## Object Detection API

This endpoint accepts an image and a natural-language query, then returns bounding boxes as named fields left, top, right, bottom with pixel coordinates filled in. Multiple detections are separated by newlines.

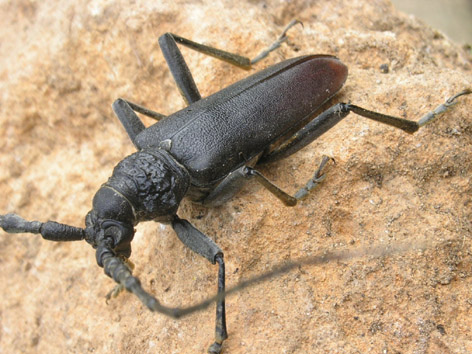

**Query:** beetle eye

left=104, top=225, right=122, bottom=240
left=101, top=219, right=135, bottom=249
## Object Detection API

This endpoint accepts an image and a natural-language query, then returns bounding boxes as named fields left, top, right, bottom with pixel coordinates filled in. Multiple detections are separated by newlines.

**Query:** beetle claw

left=105, top=284, right=125, bottom=304
left=208, top=342, right=222, bottom=354
left=279, top=19, right=304, bottom=40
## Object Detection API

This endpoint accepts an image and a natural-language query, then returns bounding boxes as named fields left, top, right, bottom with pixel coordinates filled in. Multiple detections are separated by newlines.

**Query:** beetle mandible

left=0, top=20, right=470, bottom=353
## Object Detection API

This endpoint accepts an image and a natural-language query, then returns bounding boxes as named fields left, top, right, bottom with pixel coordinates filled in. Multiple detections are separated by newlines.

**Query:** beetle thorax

left=104, top=148, right=190, bottom=222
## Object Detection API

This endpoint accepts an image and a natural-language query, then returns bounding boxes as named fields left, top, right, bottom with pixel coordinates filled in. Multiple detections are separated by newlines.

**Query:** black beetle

left=0, top=20, right=470, bottom=353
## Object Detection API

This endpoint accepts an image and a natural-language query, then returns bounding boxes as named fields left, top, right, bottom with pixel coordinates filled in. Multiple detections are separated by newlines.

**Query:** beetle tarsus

left=105, top=284, right=124, bottom=303
left=251, top=19, right=303, bottom=65
left=446, top=88, right=472, bottom=104
left=418, top=88, right=472, bottom=127
left=214, top=255, right=228, bottom=347
left=208, top=342, right=223, bottom=354
left=294, top=155, right=333, bottom=200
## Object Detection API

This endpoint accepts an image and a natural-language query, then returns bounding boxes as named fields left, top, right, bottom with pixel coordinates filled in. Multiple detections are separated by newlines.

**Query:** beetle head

left=84, top=149, right=190, bottom=258
left=85, top=186, right=136, bottom=258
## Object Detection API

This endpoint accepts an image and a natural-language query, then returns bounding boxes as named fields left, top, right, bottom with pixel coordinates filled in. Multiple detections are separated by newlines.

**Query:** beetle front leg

left=171, top=216, right=228, bottom=353
left=209, top=254, right=227, bottom=354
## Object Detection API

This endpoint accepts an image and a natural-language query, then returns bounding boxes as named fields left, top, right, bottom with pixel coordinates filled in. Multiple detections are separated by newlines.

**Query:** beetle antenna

left=173, top=236, right=433, bottom=317
left=96, top=242, right=186, bottom=318
left=97, top=236, right=432, bottom=319
left=0, top=213, right=85, bottom=241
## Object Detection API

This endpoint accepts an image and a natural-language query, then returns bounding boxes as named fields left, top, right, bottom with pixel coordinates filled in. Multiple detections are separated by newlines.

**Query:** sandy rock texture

left=0, top=0, right=471, bottom=353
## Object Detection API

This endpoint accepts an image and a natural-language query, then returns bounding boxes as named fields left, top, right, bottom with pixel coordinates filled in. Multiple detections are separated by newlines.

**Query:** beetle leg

left=118, top=99, right=166, bottom=121
left=159, top=33, right=203, bottom=104
left=244, top=167, right=297, bottom=206
left=112, top=98, right=147, bottom=147
left=202, top=166, right=252, bottom=207
left=260, top=89, right=472, bottom=164
left=244, top=156, right=332, bottom=206
left=208, top=255, right=227, bottom=354
left=171, top=216, right=228, bottom=353
left=159, top=20, right=301, bottom=104
left=112, top=98, right=167, bottom=146
left=251, top=19, right=303, bottom=65
left=203, top=156, right=332, bottom=207
left=259, top=104, right=351, bottom=164
left=293, top=155, right=334, bottom=200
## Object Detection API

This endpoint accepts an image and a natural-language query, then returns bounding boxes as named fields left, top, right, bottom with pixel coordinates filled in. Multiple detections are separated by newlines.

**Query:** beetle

left=0, top=20, right=470, bottom=353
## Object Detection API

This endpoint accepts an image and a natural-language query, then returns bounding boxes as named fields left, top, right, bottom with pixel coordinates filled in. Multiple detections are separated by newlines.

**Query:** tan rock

left=0, top=0, right=471, bottom=353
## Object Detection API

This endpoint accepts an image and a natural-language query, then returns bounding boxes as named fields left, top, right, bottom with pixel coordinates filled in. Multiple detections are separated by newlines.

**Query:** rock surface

left=0, top=0, right=471, bottom=353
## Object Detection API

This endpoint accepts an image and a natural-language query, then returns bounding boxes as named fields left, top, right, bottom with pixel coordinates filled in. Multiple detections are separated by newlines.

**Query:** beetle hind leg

left=260, top=88, right=472, bottom=165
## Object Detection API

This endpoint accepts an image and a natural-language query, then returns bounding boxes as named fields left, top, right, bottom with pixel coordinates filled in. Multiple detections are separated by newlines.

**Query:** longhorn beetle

left=0, top=20, right=470, bottom=353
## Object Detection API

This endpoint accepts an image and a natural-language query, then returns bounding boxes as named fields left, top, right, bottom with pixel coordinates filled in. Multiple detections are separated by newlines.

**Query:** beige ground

left=391, top=0, right=472, bottom=44
left=0, top=0, right=471, bottom=353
